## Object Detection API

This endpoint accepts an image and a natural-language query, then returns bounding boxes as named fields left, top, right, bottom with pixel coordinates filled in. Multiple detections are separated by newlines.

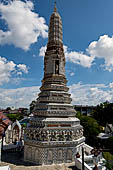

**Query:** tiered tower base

left=24, top=117, right=85, bottom=165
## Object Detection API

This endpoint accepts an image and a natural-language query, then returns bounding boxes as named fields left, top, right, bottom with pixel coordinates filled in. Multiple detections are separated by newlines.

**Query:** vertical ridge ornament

left=54, top=1, right=57, bottom=12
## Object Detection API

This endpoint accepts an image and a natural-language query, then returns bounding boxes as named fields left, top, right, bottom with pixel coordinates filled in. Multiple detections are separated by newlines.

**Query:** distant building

left=74, top=105, right=96, bottom=116
left=0, top=112, right=12, bottom=138
left=8, top=109, right=18, bottom=114
left=2, top=107, right=29, bottom=119
left=0, top=112, right=11, bottom=162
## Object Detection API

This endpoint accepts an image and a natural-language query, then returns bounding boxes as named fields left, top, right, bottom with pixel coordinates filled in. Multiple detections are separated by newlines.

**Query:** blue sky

left=1, top=0, right=113, bottom=108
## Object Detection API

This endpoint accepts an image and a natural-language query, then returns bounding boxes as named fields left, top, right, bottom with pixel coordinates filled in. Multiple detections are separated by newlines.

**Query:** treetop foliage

left=7, top=113, right=23, bottom=122
left=91, top=101, right=113, bottom=126
left=76, top=112, right=100, bottom=145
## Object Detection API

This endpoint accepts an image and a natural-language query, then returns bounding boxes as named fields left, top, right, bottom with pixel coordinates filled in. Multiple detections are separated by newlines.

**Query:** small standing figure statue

left=55, top=60, right=59, bottom=74
left=76, top=152, right=80, bottom=158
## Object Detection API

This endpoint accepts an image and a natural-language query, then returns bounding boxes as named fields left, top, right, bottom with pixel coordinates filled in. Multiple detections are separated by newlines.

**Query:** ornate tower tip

left=54, top=1, right=57, bottom=12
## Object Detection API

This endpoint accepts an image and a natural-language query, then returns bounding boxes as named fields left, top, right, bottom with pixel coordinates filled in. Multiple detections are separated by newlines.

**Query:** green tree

left=6, top=107, right=11, bottom=111
left=104, top=160, right=113, bottom=170
left=7, top=113, right=23, bottom=122
left=76, top=112, right=100, bottom=145
left=91, top=102, right=113, bottom=126
left=103, top=152, right=113, bottom=170
left=103, top=152, right=113, bottom=161
left=106, top=137, right=113, bottom=154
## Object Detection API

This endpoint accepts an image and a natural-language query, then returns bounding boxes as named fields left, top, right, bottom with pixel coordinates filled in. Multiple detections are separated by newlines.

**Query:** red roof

left=0, top=112, right=12, bottom=137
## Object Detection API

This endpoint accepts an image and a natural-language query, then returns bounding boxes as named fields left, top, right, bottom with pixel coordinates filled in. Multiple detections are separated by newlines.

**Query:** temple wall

left=24, top=145, right=76, bottom=165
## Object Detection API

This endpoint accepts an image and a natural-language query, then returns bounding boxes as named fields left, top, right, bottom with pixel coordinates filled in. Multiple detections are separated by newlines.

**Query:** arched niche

left=67, top=149, right=72, bottom=160
left=35, top=149, right=39, bottom=162
left=26, top=147, right=32, bottom=161
left=57, top=149, right=63, bottom=161
left=48, top=150, right=53, bottom=161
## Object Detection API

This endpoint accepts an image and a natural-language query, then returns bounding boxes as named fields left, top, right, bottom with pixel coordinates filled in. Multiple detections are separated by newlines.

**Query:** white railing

left=75, top=157, right=92, bottom=170
left=75, top=143, right=106, bottom=170
left=0, top=166, right=10, bottom=170
left=84, top=143, right=93, bottom=154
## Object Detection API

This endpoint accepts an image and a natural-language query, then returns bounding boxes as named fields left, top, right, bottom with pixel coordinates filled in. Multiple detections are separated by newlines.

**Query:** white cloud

left=33, top=54, right=36, bottom=58
left=68, top=34, right=113, bottom=71
left=64, top=45, right=94, bottom=68
left=0, top=56, right=16, bottom=85
left=69, top=82, right=113, bottom=106
left=0, top=86, right=40, bottom=108
left=17, top=64, right=28, bottom=74
left=1, top=82, right=113, bottom=108
left=87, top=35, right=113, bottom=71
left=109, top=82, right=113, bottom=88
left=39, top=45, right=47, bottom=58
left=0, top=0, right=48, bottom=50
left=0, top=56, right=28, bottom=85
left=70, top=72, right=75, bottom=76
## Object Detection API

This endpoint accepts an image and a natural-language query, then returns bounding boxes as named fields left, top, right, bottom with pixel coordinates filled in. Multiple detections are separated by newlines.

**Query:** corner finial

left=54, top=1, right=57, bottom=12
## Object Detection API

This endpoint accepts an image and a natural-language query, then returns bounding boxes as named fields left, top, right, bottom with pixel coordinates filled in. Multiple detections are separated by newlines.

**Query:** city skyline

left=0, top=0, right=113, bottom=108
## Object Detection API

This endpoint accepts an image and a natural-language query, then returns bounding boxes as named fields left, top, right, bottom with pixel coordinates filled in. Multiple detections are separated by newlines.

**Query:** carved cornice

left=24, top=137, right=85, bottom=148
left=25, top=127, right=84, bottom=143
